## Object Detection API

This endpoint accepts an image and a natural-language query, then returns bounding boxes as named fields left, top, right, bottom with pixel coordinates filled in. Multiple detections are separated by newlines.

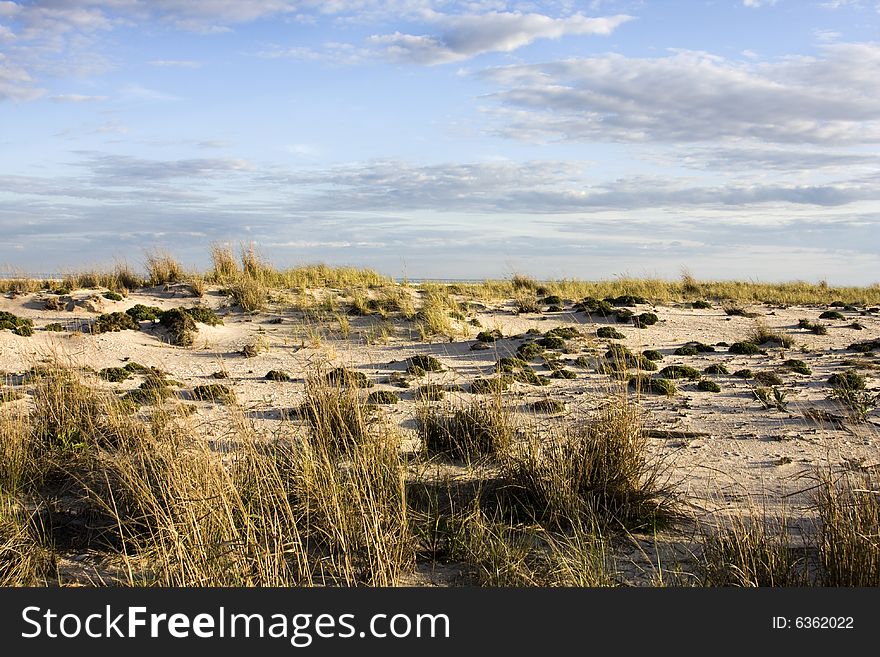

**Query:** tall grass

left=144, top=250, right=184, bottom=286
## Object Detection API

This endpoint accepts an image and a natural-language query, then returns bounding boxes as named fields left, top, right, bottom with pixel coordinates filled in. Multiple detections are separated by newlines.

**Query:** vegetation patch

left=529, top=399, right=565, bottom=414
left=819, top=311, right=845, bottom=320
left=607, top=294, right=646, bottom=307
left=642, top=349, right=663, bottom=362
left=748, top=324, right=794, bottom=348
left=754, top=371, right=784, bottom=387
left=158, top=308, right=197, bottom=346
left=99, top=367, right=132, bottom=383
left=418, top=401, right=513, bottom=461
left=546, top=326, right=580, bottom=340
left=471, top=377, right=512, bottom=395
left=44, top=323, right=64, bottom=332
left=728, top=341, right=762, bottom=355
left=126, top=304, right=163, bottom=322
left=326, top=367, right=374, bottom=389
left=516, top=342, right=545, bottom=361
left=537, top=334, right=566, bottom=350
left=703, top=364, right=730, bottom=376
left=828, top=371, right=866, bottom=391
left=658, top=365, right=701, bottom=380
left=192, top=384, right=236, bottom=404
left=265, top=370, right=291, bottom=382
left=783, top=359, right=812, bottom=375
left=692, top=300, right=712, bottom=309
left=367, top=390, right=400, bottom=405
left=476, top=329, right=503, bottom=343
left=632, top=312, right=659, bottom=329
left=540, top=295, right=562, bottom=306
left=697, top=380, right=721, bottom=393
left=596, top=327, right=625, bottom=340
left=550, top=369, right=576, bottom=380
left=93, top=312, right=139, bottom=334
left=102, top=291, right=124, bottom=302
left=405, top=355, right=444, bottom=373
left=849, top=339, right=880, bottom=353
left=415, top=384, right=446, bottom=401
left=0, top=312, right=34, bottom=337
left=628, top=375, right=676, bottom=396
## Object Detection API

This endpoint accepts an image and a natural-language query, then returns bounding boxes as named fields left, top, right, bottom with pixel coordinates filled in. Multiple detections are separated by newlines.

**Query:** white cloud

left=50, top=93, right=108, bottom=102
left=479, top=43, right=880, bottom=145
left=148, top=59, right=203, bottom=68
left=370, top=11, right=634, bottom=65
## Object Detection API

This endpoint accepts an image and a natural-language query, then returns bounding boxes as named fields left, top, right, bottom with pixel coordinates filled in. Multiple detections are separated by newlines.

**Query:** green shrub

left=44, top=323, right=64, bottom=332
left=628, top=375, right=676, bottom=396
left=550, top=369, right=576, bottom=380
left=99, top=367, right=132, bottom=383
left=126, top=304, right=163, bottom=322
left=632, top=312, right=658, bottom=328
left=405, top=355, right=443, bottom=373
left=703, top=364, right=730, bottom=376
left=728, top=341, right=762, bottom=355
left=102, top=291, right=124, bottom=301
left=546, top=326, right=580, bottom=339
left=93, top=312, right=139, bottom=333
left=642, top=350, right=663, bottom=362
left=516, top=342, right=545, bottom=361
left=819, top=311, right=845, bottom=320
left=754, top=371, right=784, bottom=387
left=326, top=367, right=373, bottom=388
left=158, top=308, right=196, bottom=346
left=828, top=371, right=866, bottom=390
left=849, top=339, right=880, bottom=353
left=0, top=312, right=34, bottom=336
left=673, top=346, right=698, bottom=356
left=540, top=295, right=562, bottom=306
left=607, top=295, right=646, bottom=306
left=658, top=365, right=701, bottom=380
left=692, top=300, right=712, bottom=309
left=783, top=359, right=812, bottom=375
left=265, top=370, right=291, bottom=382
left=538, top=334, right=566, bottom=350
left=529, top=399, right=565, bottom=413
left=367, top=390, right=400, bottom=405
left=733, top=369, right=754, bottom=379
left=697, top=380, right=721, bottom=393
left=597, top=327, right=625, bottom=340
left=476, top=329, right=503, bottom=343
left=192, top=384, right=235, bottom=404
left=471, top=377, right=511, bottom=394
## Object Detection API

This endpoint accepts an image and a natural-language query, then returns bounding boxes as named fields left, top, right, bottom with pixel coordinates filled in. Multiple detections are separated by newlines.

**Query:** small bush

left=514, top=294, right=542, bottom=314
left=516, top=342, right=545, bottom=361
left=596, top=327, right=625, bottom=340
left=798, top=319, right=828, bottom=335
left=158, top=308, right=196, bottom=346
left=540, top=295, right=562, bottom=306
left=697, top=380, right=721, bottom=393
left=642, top=350, right=663, bottom=362
left=733, top=369, right=754, bottom=379
left=538, top=334, right=566, bottom=349
left=44, top=323, right=64, bottom=332
left=405, top=355, right=443, bottom=373
left=529, top=399, right=565, bottom=413
left=126, top=304, right=163, bottom=322
left=782, top=359, right=811, bottom=375
left=471, top=377, right=511, bottom=394
left=632, top=312, right=658, bottom=328
left=724, top=307, right=759, bottom=318
left=828, top=371, right=866, bottom=390
left=607, top=294, right=646, bottom=306
left=550, top=369, right=576, bottom=380
left=658, top=365, right=701, bottom=380
left=703, top=364, right=730, bottom=376
left=99, top=367, right=132, bottom=383
left=628, top=375, right=676, bottom=396
left=192, top=384, right=235, bottom=404
left=476, top=329, right=502, bottom=343
left=849, top=339, right=880, bottom=353
left=692, top=300, right=712, bottom=309
left=728, top=341, right=762, bottom=355
left=102, top=291, right=123, bottom=302
left=754, top=371, right=784, bottom=387
left=367, top=390, right=400, bottom=405
left=546, top=326, right=580, bottom=339
left=819, top=311, right=845, bottom=320
left=265, top=370, right=291, bottom=382
left=673, top=346, right=698, bottom=356
left=326, top=367, right=373, bottom=389
left=415, top=384, right=446, bottom=401
left=93, top=312, right=139, bottom=333
left=144, top=250, right=184, bottom=286
left=0, top=312, right=35, bottom=336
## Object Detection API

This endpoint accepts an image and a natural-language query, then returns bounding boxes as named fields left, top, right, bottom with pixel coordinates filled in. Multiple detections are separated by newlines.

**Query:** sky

left=0, top=0, right=878, bottom=283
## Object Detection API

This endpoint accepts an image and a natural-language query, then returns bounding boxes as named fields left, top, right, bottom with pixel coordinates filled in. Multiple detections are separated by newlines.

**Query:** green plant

left=728, top=341, right=762, bottom=355
left=703, top=364, right=730, bottom=376
left=192, top=384, right=236, bottom=404
left=753, top=386, right=787, bottom=411
left=642, top=350, right=663, bottom=362
left=697, top=380, right=721, bottom=393
left=628, top=375, right=676, bottom=396
left=782, top=359, right=811, bottom=375
left=632, top=312, right=658, bottom=328
left=597, top=327, right=625, bottom=340
left=265, top=370, right=291, bottom=382
left=658, top=365, right=701, bottom=380
left=418, top=400, right=514, bottom=461
left=326, top=367, right=374, bottom=389
left=367, top=390, right=400, bottom=405
left=405, top=355, right=443, bottom=373
left=93, top=312, right=139, bottom=333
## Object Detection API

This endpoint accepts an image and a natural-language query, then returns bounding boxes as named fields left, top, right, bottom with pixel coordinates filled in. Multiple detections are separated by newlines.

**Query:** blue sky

left=1, top=1, right=878, bottom=283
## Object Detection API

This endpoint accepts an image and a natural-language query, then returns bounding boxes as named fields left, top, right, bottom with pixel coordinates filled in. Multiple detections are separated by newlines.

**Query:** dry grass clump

left=698, top=512, right=808, bottom=587
left=747, top=321, right=795, bottom=348
left=502, top=396, right=675, bottom=530
left=229, top=275, right=268, bottom=312
left=417, top=398, right=514, bottom=462
left=416, top=284, right=459, bottom=338
left=816, top=470, right=880, bottom=586
left=144, top=250, right=184, bottom=286
left=0, top=498, right=56, bottom=585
